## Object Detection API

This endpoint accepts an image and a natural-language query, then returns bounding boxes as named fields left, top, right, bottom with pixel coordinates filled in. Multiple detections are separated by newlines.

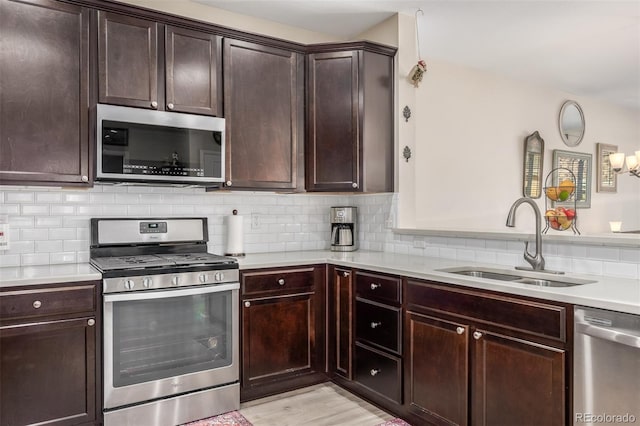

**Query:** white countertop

left=1, top=251, right=637, bottom=315
left=237, top=250, right=640, bottom=315
left=0, top=263, right=102, bottom=288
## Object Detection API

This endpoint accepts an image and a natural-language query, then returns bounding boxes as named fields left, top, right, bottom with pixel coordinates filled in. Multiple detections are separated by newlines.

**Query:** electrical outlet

left=413, top=239, right=425, bottom=249
left=0, top=223, right=10, bottom=250
left=251, top=213, right=261, bottom=230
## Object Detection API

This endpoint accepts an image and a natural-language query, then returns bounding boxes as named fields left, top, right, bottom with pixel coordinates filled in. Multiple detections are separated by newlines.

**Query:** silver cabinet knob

left=370, top=369, right=380, bottom=376
left=244, top=301, right=251, bottom=308
left=456, top=327, right=465, bottom=335
left=167, top=103, right=175, bottom=110
left=342, top=271, right=350, bottom=277
left=473, top=331, right=483, bottom=340
left=81, top=175, right=89, bottom=182
left=226, top=180, right=232, bottom=186
left=124, top=279, right=135, bottom=290
left=370, top=283, right=381, bottom=290
left=278, top=278, right=285, bottom=286
left=88, top=319, right=95, bottom=326
left=171, top=276, right=180, bottom=286
left=142, top=278, right=152, bottom=288
left=32, top=300, right=42, bottom=309
left=370, top=321, right=382, bottom=329
left=151, top=101, right=158, bottom=109
left=199, top=274, right=207, bottom=283
left=352, top=182, right=358, bottom=189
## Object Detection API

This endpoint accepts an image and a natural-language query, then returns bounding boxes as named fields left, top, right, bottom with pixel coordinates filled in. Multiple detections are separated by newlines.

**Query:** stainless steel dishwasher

left=574, top=306, right=640, bottom=425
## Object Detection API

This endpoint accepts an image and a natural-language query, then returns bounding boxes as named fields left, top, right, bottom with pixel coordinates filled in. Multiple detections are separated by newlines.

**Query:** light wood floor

left=239, top=383, right=395, bottom=426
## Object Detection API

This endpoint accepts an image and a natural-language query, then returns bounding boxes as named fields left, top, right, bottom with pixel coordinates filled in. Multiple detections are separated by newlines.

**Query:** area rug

left=182, top=411, right=253, bottom=426
left=377, top=418, right=412, bottom=426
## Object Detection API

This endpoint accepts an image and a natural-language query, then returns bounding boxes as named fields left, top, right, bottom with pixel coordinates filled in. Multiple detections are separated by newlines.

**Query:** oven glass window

left=112, top=290, right=232, bottom=387
left=102, top=120, right=223, bottom=179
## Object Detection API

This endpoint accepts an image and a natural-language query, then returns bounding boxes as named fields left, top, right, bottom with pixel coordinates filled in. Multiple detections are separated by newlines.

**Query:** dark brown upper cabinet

left=223, top=39, right=303, bottom=190
left=306, top=44, right=395, bottom=192
left=0, top=0, right=91, bottom=187
left=98, top=12, right=222, bottom=116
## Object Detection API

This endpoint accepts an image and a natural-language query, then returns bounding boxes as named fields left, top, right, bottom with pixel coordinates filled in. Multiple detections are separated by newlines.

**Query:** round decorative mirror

left=559, top=100, right=585, bottom=147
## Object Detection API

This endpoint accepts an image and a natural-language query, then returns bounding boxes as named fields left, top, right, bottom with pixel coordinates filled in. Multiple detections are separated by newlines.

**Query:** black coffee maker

left=330, top=207, right=357, bottom=252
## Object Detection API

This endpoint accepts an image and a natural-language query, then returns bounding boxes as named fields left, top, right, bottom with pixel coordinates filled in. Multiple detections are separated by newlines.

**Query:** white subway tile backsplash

left=21, top=228, right=48, bottom=241
left=6, top=192, right=34, bottom=203
left=51, top=204, right=76, bottom=215
left=36, top=192, right=62, bottom=203
left=49, top=228, right=77, bottom=240
left=35, top=240, right=63, bottom=253
left=22, top=205, right=49, bottom=215
left=586, top=246, right=620, bottom=261
left=35, top=217, right=62, bottom=228
left=0, top=254, right=21, bottom=267
left=128, top=205, right=151, bottom=216
left=620, top=248, right=640, bottom=263
left=603, top=261, right=639, bottom=279
left=572, top=258, right=603, bottom=275
left=9, top=216, right=34, bottom=228
left=64, top=193, right=90, bottom=203
left=21, top=253, right=49, bottom=265
left=63, top=240, right=89, bottom=252
left=0, top=204, right=20, bottom=214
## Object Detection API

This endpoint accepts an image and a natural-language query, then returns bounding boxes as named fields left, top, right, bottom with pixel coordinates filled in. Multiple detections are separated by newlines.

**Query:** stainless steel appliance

left=90, top=218, right=239, bottom=426
left=574, top=306, right=640, bottom=425
left=96, top=104, right=225, bottom=185
left=330, top=207, right=357, bottom=252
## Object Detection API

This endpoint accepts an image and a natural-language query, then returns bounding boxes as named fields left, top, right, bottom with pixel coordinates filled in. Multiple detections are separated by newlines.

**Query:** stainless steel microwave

left=96, top=104, right=225, bottom=185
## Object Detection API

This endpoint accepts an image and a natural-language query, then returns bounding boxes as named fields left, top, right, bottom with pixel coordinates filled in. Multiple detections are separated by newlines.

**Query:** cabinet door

left=306, top=51, right=360, bottom=191
left=334, top=268, right=353, bottom=379
left=165, top=25, right=222, bottom=116
left=242, top=293, right=315, bottom=388
left=0, top=0, right=90, bottom=186
left=406, top=312, right=469, bottom=426
left=223, top=39, right=302, bottom=190
left=471, top=329, right=566, bottom=426
left=0, top=316, right=96, bottom=426
left=98, top=11, right=158, bottom=109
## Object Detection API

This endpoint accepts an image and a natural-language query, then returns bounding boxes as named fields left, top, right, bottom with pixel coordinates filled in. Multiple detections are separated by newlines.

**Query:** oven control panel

left=103, top=269, right=239, bottom=293
left=139, top=222, right=167, bottom=234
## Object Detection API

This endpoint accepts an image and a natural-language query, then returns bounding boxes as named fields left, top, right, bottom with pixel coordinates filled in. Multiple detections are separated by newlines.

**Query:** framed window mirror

left=559, top=100, right=585, bottom=147
left=553, top=149, right=592, bottom=208
left=523, top=131, right=544, bottom=198
left=596, top=143, right=618, bottom=192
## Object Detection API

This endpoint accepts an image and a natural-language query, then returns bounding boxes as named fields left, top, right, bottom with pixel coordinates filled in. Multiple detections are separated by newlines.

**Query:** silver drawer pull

left=370, top=283, right=381, bottom=290
left=473, top=331, right=483, bottom=340
left=88, top=319, right=95, bottom=326
left=244, top=301, right=251, bottom=308
left=32, top=300, right=42, bottom=309
left=371, top=321, right=382, bottom=329
left=456, top=327, right=465, bottom=335
left=278, top=278, right=285, bottom=285
left=151, top=101, right=158, bottom=109
left=342, top=271, right=350, bottom=277
left=370, top=368, right=380, bottom=376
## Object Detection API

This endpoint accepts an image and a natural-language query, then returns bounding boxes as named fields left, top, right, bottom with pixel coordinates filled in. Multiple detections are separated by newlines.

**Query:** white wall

left=409, top=59, right=640, bottom=234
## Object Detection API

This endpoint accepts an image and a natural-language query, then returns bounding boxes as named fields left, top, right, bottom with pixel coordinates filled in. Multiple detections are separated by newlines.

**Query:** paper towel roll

left=225, top=213, right=245, bottom=256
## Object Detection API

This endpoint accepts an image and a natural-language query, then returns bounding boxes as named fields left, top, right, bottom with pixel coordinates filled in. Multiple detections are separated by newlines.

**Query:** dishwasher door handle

left=576, top=322, right=640, bottom=349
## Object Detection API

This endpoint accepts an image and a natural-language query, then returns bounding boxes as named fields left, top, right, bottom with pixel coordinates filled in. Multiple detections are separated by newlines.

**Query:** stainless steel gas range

left=90, top=218, right=240, bottom=426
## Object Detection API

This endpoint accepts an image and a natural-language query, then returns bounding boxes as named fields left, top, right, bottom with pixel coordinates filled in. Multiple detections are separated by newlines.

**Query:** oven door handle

left=104, top=282, right=240, bottom=303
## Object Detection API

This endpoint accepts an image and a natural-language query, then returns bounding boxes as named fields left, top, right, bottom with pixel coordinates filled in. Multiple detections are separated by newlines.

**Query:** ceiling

left=194, top=0, right=640, bottom=111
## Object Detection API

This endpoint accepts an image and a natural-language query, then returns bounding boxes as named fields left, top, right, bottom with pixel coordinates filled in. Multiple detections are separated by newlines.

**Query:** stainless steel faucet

left=505, top=197, right=546, bottom=272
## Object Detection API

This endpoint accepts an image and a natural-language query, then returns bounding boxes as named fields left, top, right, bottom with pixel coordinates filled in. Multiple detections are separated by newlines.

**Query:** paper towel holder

left=225, top=209, right=246, bottom=257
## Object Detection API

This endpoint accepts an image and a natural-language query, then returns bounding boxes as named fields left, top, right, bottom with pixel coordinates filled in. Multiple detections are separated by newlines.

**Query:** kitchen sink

left=437, top=267, right=596, bottom=287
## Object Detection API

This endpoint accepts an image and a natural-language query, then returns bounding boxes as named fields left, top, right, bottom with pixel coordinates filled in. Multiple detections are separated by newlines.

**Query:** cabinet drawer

left=354, top=343, right=402, bottom=404
left=406, top=280, right=567, bottom=342
left=355, top=300, right=401, bottom=354
left=242, top=267, right=315, bottom=296
left=355, top=271, right=400, bottom=305
left=0, top=284, right=96, bottom=320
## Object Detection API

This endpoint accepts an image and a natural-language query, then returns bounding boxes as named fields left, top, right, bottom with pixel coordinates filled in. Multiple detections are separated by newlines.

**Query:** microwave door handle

left=104, top=282, right=239, bottom=303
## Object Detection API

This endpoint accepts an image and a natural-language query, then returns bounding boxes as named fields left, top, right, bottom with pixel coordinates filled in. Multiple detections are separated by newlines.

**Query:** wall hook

left=403, top=106, right=411, bottom=122
left=403, top=146, right=412, bottom=162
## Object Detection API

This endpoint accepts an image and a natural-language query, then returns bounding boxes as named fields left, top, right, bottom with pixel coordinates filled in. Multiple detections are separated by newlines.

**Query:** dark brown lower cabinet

left=332, top=267, right=353, bottom=379
left=472, top=329, right=566, bottom=426
left=0, top=281, right=99, bottom=426
left=240, top=266, right=326, bottom=401
left=405, top=279, right=570, bottom=426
